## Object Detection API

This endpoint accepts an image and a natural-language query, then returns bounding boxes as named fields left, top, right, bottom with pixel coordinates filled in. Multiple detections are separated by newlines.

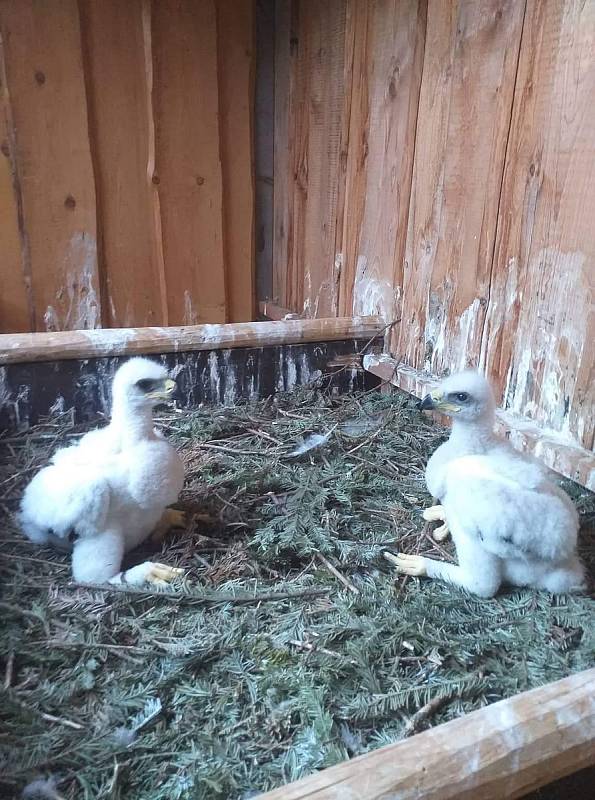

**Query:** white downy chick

left=18, top=357, right=185, bottom=585
left=388, top=371, right=585, bottom=597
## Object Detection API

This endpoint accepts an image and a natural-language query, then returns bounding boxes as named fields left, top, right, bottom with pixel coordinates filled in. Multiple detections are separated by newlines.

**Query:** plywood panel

left=216, top=0, right=256, bottom=323
left=78, top=0, right=167, bottom=328
left=397, top=0, right=525, bottom=372
left=0, top=0, right=100, bottom=331
left=151, top=0, right=227, bottom=325
left=338, top=0, right=426, bottom=323
left=0, top=33, right=30, bottom=333
left=482, top=0, right=595, bottom=450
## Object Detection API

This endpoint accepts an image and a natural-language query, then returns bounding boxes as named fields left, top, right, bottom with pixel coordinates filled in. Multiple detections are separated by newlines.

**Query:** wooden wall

left=0, top=0, right=255, bottom=333
left=272, top=0, right=595, bottom=454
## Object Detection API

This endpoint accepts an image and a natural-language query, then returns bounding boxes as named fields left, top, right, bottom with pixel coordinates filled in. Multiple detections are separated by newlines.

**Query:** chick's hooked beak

left=417, top=390, right=460, bottom=414
left=148, top=378, right=177, bottom=401
left=417, top=393, right=436, bottom=411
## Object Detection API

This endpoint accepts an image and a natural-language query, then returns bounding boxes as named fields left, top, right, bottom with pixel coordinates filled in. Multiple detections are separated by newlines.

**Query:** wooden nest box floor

left=0, top=318, right=593, bottom=800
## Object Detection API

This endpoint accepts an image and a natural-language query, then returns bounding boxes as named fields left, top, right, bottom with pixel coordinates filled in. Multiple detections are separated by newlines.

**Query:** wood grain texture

left=216, top=0, right=256, bottom=323
left=0, top=30, right=30, bottom=333
left=79, top=0, right=167, bottom=328
left=482, top=0, right=595, bottom=451
left=151, top=0, right=226, bottom=325
left=296, top=0, right=347, bottom=319
left=272, top=0, right=293, bottom=308
left=397, top=0, right=525, bottom=373
left=0, top=316, right=384, bottom=365
left=339, top=0, right=425, bottom=324
left=273, top=0, right=350, bottom=316
left=0, top=0, right=100, bottom=331
left=364, top=354, right=595, bottom=489
left=257, top=667, right=595, bottom=800
left=254, top=0, right=274, bottom=304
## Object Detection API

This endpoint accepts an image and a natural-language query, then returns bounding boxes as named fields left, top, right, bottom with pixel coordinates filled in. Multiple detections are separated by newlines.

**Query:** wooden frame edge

left=257, top=668, right=595, bottom=800
left=0, top=316, right=384, bottom=366
left=363, top=355, right=595, bottom=491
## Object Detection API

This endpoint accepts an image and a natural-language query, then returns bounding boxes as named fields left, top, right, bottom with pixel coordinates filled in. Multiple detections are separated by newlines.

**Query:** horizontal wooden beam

left=0, top=317, right=384, bottom=366
left=364, top=355, right=595, bottom=490
left=258, top=668, right=595, bottom=800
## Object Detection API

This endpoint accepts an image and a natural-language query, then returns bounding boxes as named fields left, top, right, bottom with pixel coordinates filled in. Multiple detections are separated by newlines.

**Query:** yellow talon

left=384, top=551, right=427, bottom=577
left=433, top=523, right=450, bottom=542
left=148, top=562, right=185, bottom=584
left=423, top=505, right=450, bottom=541
left=163, top=509, right=186, bottom=529
left=423, top=505, right=445, bottom=522
left=150, top=509, right=187, bottom=544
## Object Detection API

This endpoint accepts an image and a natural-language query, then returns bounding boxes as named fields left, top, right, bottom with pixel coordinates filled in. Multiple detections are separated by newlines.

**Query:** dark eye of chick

left=455, top=392, right=469, bottom=402
left=136, top=379, right=156, bottom=392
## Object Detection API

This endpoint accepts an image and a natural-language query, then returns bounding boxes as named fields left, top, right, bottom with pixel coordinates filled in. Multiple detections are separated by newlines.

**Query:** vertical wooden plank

left=285, top=0, right=306, bottom=314
left=331, top=0, right=359, bottom=318
left=396, top=0, right=525, bottom=372
left=297, top=0, right=347, bottom=318
left=483, top=0, right=595, bottom=450
left=216, top=0, right=256, bottom=323
left=0, top=0, right=100, bottom=331
left=274, top=0, right=349, bottom=317
left=78, top=0, right=167, bottom=328
left=151, top=0, right=226, bottom=325
left=0, top=33, right=30, bottom=333
left=254, top=0, right=275, bottom=306
left=338, top=0, right=426, bottom=324
left=272, top=0, right=293, bottom=308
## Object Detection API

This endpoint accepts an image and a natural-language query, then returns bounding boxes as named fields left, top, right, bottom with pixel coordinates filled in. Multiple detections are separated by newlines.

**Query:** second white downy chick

left=387, top=371, right=585, bottom=598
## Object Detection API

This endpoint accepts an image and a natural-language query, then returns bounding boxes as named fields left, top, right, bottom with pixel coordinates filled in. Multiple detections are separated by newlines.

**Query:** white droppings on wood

left=208, top=351, right=221, bottom=401
left=199, top=324, right=225, bottom=343
left=183, top=290, right=199, bottom=326
left=62, top=232, right=100, bottom=330
left=352, top=256, right=396, bottom=319
left=81, top=327, right=138, bottom=352
left=505, top=257, right=518, bottom=311
left=44, top=232, right=99, bottom=331
left=222, top=351, right=238, bottom=406
left=302, top=272, right=323, bottom=319
left=299, top=351, right=322, bottom=387
left=302, top=270, right=313, bottom=318
left=485, top=248, right=591, bottom=445
left=455, top=298, right=482, bottom=372
left=43, top=306, right=60, bottom=332
left=48, top=395, right=65, bottom=416
left=108, top=293, right=117, bottom=324
left=0, top=366, right=11, bottom=412
left=276, top=350, right=285, bottom=392
left=286, top=351, right=297, bottom=389
left=424, top=291, right=446, bottom=372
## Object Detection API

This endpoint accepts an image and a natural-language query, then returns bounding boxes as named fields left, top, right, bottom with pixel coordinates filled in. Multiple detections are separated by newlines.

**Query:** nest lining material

left=1, top=386, right=594, bottom=800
